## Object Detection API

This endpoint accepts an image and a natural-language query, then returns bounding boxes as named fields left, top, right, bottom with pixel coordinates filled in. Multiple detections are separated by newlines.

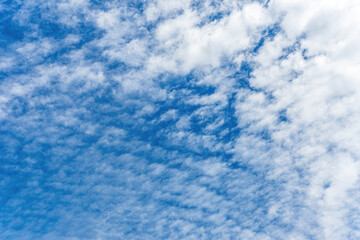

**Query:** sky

left=1, top=0, right=360, bottom=239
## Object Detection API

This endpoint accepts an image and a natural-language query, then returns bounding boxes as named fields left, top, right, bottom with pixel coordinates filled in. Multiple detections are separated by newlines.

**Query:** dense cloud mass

left=1, top=0, right=360, bottom=239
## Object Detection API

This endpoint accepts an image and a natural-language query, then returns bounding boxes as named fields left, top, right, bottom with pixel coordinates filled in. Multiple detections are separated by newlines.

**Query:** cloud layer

left=1, top=0, right=360, bottom=239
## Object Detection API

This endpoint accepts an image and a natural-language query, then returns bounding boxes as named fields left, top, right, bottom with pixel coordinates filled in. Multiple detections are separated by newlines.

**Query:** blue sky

left=1, top=0, right=360, bottom=239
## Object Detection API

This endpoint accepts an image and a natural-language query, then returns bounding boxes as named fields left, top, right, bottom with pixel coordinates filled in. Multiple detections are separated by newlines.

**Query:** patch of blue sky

left=0, top=17, right=26, bottom=48
left=253, top=23, right=281, bottom=54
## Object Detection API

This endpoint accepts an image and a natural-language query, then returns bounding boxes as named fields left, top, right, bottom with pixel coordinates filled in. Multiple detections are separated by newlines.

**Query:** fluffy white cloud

left=148, top=2, right=273, bottom=74
left=232, top=0, right=360, bottom=239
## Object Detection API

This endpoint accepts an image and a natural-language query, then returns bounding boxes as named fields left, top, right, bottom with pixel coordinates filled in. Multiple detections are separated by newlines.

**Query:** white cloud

left=145, top=0, right=191, bottom=21
left=148, top=2, right=274, bottom=74
left=232, top=0, right=360, bottom=238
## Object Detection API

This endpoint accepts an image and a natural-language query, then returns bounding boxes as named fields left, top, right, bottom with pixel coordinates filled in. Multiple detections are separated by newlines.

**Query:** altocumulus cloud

left=1, top=0, right=360, bottom=239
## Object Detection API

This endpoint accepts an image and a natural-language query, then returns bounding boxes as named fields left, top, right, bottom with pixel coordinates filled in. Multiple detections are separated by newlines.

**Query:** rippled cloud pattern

left=1, top=0, right=360, bottom=239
